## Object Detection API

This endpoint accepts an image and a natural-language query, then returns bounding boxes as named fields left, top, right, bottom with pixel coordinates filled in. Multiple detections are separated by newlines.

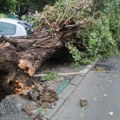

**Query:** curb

left=44, top=61, right=97, bottom=119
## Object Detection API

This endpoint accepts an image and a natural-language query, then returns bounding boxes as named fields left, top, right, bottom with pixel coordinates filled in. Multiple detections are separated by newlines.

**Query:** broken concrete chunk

left=41, top=102, right=52, bottom=108
left=80, top=98, right=88, bottom=108
left=29, top=90, right=39, bottom=101
left=35, top=84, right=44, bottom=92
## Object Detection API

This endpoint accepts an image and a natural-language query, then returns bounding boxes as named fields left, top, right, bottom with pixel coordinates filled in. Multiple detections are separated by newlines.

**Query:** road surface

left=51, top=56, right=120, bottom=120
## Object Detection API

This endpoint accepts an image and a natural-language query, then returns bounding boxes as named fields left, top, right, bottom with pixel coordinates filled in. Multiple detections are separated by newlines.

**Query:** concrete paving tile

left=70, top=75, right=83, bottom=85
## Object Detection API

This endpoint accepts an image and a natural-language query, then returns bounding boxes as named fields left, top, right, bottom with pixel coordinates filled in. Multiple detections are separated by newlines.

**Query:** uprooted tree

left=0, top=0, right=119, bottom=99
left=0, top=18, right=83, bottom=95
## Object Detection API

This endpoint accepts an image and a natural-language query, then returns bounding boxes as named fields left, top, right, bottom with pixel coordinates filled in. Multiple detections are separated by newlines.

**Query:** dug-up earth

left=0, top=56, right=86, bottom=120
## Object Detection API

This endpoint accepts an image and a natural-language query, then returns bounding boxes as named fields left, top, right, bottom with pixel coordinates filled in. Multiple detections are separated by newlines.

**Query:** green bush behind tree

left=48, top=0, right=120, bottom=65
left=0, top=0, right=56, bottom=13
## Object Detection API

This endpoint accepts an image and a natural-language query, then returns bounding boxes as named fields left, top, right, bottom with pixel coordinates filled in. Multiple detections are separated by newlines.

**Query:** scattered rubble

left=29, top=83, right=59, bottom=109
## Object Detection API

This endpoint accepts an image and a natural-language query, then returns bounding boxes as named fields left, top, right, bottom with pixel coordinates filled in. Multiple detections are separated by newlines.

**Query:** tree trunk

left=0, top=25, right=64, bottom=93
left=0, top=19, right=81, bottom=94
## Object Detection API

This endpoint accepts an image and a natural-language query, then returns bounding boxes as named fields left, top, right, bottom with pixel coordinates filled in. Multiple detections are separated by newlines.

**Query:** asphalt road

left=51, top=56, right=120, bottom=120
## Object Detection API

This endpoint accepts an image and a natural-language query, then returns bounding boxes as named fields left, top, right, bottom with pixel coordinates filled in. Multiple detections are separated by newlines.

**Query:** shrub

left=0, top=13, right=7, bottom=18
left=40, top=72, right=58, bottom=81
left=87, top=16, right=118, bottom=58
left=51, top=0, right=119, bottom=65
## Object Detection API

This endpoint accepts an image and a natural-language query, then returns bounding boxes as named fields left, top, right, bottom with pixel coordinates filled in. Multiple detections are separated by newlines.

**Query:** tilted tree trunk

left=0, top=19, right=83, bottom=95
left=0, top=33, right=61, bottom=93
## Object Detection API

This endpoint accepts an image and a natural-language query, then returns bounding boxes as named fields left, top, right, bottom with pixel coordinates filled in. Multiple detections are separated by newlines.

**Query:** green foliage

left=93, top=0, right=120, bottom=48
left=66, top=43, right=82, bottom=67
left=49, top=0, right=119, bottom=65
left=22, top=14, right=40, bottom=27
left=0, top=13, right=7, bottom=18
left=0, top=0, right=56, bottom=13
left=66, top=43, right=81, bottom=66
left=0, top=0, right=119, bottom=65
left=76, top=0, right=119, bottom=62
left=76, top=16, right=118, bottom=60
left=87, top=17, right=118, bottom=58
left=66, top=43, right=92, bottom=66
left=108, top=0, right=120, bottom=49
left=46, top=0, right=93, bottom=22
left=0, top=0, right=17, bottom=12
left=40, top=72, right=58, bottom=81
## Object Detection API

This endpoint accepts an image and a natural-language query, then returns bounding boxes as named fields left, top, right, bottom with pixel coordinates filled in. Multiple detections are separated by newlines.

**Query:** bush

left=0, top=13, right=7, bottom=18
left=93, top=0, right=120, bottom=49
left=108, top=0, right=120, bottom=49
left=48, top=0, right=119, bottom=65
left=87, top=16, right=118, bottom=58
left=40, top=72, right=58, bottom=81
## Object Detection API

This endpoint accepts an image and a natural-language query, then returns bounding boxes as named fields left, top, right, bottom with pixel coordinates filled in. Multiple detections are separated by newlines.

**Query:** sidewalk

left=45, top=56, right=120, bottom=120
left=44, top=63, right=95, bottom=119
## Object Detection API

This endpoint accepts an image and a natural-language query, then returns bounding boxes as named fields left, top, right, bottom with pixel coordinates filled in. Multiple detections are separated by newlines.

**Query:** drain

left=94, top=62, right=114, bottom=72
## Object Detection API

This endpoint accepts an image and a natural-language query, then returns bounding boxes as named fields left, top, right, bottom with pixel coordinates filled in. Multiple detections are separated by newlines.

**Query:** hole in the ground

left=38, top=48, right=73, bottom=72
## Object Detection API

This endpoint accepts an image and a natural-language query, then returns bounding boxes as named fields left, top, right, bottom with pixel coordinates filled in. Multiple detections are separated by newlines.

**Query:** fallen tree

left=0, top=1, right=119, bottom=120
left=0, top=0, right=96, bottom=97
left=0, top=0, right=117, bottom=99
left=0, top=18, right=83, bottom=95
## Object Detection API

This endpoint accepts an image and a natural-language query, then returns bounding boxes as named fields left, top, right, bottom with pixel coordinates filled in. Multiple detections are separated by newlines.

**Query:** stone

left=80, top=98, right=88, bottom=108
left=29, top=90, right=39, bottom=101
left=35, top=84, right=43, bottom=92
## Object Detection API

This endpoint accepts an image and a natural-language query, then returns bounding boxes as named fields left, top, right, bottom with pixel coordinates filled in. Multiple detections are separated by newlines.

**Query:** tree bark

left=0, top=25, right=64, bottom=93
left=0, top=19, right=81, bottom=94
